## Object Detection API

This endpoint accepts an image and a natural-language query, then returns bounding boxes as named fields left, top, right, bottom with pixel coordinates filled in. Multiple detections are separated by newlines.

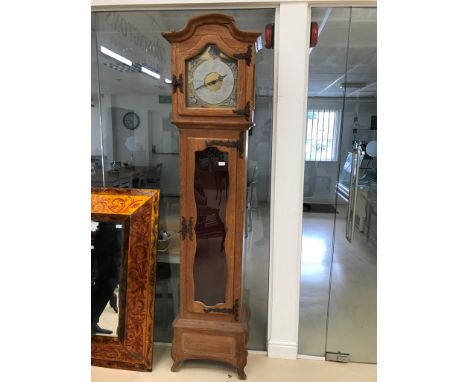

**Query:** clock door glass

left=186, top=45, right=237, bottom=108
left=193, top=147, right=229, bottom=306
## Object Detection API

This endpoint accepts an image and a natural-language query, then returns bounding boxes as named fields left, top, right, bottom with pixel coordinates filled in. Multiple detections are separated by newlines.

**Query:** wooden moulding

left=162, top=13, right=260, bottom=128
left=162, top=13, right=259, bottom=43
left=91, top=187, right=160, bottom=371
left=171, top=311, right=249, bottom=380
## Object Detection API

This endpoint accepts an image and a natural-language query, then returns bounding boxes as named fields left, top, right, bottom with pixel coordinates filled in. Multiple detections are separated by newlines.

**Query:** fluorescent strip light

left=164, top=78, right=172, bottom=84
left=339, top=82, right=367, bottom=89
left=100, top=46, right=132, bottom=66
left=141, top=66, right=161, bottom=79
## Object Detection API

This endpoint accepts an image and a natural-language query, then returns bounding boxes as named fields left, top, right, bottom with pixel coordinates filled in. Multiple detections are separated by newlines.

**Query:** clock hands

left=195, top=74, right=227, bottom=90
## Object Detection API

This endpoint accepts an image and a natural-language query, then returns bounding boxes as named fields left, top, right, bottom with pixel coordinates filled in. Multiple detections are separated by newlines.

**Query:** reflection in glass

left=299, top=7, right=377, bottom=362
left=193, top=147, right=229, bottom=306
left=91, top=220, right=123, bottom=336
left=92, top=8, right=275, bottom=348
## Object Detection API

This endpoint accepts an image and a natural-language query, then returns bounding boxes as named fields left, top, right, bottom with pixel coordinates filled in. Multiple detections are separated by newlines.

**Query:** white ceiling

left=91, top=8, right=376, bottom=99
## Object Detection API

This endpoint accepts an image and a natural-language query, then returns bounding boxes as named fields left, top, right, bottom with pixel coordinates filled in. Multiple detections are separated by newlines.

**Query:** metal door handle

left=345, top=149, right=356, bottom=242
left=346, top=145, right=362, bottom=243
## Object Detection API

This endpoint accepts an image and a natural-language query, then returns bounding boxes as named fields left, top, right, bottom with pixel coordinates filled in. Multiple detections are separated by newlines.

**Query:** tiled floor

left=91, top=344, right=377, bottom=382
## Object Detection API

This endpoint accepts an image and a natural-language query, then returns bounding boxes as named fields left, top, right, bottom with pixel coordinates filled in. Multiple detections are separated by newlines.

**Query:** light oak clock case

left=162, top=13, right=259, bottom=380
left=164, top=13, right=258, bottom=129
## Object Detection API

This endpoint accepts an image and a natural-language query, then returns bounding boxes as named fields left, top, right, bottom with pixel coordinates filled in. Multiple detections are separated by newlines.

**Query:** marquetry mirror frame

left=91, top=187, right=160, bottom=371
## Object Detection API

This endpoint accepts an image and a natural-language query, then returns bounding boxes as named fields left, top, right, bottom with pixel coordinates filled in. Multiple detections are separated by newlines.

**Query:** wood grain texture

left=91, top=188, right=160, bottom=371
left=162, top=13, right=259, bottom=43
left=162, top=13, right=259, bottom=129
left=162, top=13, right=255, bottom=380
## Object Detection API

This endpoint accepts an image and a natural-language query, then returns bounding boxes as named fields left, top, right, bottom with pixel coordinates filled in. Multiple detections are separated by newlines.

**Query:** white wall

left=91, top=95, right=101, bottom=156
left=92, top=91, right=275, bottom=198
left=91, top=93, right=113, bottom=165
left=91, top=92, right=181, bottom=194
left=268, top=1, right=310, bottom=359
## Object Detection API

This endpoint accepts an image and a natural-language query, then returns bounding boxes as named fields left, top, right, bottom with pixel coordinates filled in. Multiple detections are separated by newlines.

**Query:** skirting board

left=267, top=340, right=297, bottom=359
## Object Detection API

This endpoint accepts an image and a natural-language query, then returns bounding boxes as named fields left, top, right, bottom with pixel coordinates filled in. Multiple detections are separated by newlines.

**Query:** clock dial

left=123, top=112, right=140, bottom=130
left=186, top=45, right=237, bottom=108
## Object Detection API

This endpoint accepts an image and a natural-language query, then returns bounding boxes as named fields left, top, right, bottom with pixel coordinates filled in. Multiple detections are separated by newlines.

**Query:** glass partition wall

left=299, top=7, right=377, bottom=363
left=91, top=9, right=274, bottom=349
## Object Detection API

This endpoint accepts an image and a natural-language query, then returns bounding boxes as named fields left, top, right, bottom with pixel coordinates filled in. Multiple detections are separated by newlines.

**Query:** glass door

left=183, top=136, right=238, bottom=317
left=299, top=7, right=377, bottom=363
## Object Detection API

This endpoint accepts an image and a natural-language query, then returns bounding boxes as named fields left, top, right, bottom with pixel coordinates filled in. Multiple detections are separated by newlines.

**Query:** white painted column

left=268, top=2, right=310, bottom=359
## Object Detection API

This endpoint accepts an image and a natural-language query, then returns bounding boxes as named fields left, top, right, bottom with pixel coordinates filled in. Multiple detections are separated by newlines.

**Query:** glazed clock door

left=171, top=40, right=254, bottom=125
left=184, top=136, right=238, bottom=318
left=186, top=44, right=238, bottom=109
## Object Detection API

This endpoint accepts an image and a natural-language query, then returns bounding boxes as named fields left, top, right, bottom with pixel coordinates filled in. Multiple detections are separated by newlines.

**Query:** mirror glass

left=91, top=220, right=126, bottom=336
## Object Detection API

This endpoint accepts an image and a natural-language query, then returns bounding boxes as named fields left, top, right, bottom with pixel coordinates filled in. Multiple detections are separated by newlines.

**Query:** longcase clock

left=162, top=13, right=259, bottom=379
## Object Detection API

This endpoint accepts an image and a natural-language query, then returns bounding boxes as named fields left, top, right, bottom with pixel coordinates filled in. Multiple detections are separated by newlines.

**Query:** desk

left=91, top=166, right=147, bottom=188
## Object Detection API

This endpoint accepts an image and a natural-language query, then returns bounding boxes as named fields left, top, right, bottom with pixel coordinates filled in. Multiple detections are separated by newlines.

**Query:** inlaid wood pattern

left=91, top=188, right=160, bottom=371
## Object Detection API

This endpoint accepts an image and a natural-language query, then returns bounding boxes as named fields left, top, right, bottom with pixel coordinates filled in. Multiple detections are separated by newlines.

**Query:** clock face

left=186, top=45, right=237, bottom=108
left=123, top=112, right=140, bottom=130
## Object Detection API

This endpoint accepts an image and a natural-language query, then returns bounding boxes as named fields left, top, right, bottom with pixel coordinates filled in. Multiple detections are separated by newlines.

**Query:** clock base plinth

left=170, top=314, right=249, bottom=380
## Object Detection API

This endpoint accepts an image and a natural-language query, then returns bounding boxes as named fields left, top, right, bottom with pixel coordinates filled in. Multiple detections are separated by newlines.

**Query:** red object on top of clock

left=264, top=23, right=274, bottom=49
left=264, top=22, right=318, bottom=49
left=310, top=22, right=318, bottom=47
